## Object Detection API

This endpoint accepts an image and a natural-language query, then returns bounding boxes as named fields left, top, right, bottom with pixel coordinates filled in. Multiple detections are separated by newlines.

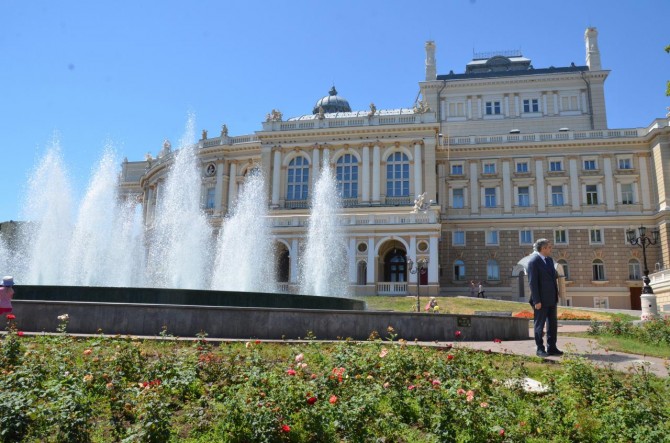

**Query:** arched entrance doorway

left=275, top=242, right=290, bottom=291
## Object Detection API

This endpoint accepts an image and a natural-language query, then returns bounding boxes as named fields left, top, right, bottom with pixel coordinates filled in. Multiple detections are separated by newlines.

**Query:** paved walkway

left=455, top=325, right=668, bottom=378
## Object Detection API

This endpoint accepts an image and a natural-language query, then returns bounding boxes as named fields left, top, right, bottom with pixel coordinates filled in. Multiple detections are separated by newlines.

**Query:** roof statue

left=265, top=109, right=283, bottom=122
left=368, top=102, right=377, bottom=117
left=201, top=129, right=208, bottom=140
left=317, top=106, right=325, bottom=120
left=411, top=192, right=434, bottom=214
left=221, top=124, right=228, bottom=137
left=413, top=99, right=430, bottom=114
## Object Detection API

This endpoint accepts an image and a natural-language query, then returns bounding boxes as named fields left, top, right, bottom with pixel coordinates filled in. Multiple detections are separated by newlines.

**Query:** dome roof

left=313, top=86, right=351, bottom=114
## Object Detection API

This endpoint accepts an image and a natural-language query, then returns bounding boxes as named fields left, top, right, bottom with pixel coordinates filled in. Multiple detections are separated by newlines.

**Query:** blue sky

left=1, top=0, right=668, bottom=223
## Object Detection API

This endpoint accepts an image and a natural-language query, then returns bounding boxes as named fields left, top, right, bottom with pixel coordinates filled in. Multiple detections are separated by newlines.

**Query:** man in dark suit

left=528, top=238, right=563, bottom=357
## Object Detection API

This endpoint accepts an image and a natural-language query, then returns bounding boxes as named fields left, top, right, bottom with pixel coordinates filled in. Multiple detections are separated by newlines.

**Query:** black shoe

left=547, top=348, right=564, bottom=356
left=536, top=349, right=549, bottom=358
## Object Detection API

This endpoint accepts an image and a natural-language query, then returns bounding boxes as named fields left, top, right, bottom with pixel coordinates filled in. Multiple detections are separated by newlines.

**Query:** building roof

left=437, top=64, right=588, bottom=81
left=313, top=86, right=352, bottom=114
left=287, top=108, right=417, bottom=122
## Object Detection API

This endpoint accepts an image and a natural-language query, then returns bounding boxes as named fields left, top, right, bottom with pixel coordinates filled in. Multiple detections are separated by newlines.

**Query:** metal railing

left=377, top=282, right=408, bottom=295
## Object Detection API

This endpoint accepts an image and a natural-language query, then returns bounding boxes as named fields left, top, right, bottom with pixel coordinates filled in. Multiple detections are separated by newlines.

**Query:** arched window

left=592, top=259, right=606, bottom=281
left=628, top=258, right=641, bottom=280
left=386, top=152, right=410, bottom=197
left=454, top=260, right=466, bottom=281
left=487, top=259, right=500, bottom=280
left=557, top=259, right=570, bottom=280
left=336, top=154, right=358, bottom=198
left=357, top=261, right=367, bottom=285
left=287, top=156, right=309, bottom=200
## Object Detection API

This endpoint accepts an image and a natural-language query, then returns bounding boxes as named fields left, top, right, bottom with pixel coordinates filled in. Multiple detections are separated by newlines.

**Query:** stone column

left=409, top=236, right=417, bottom=284
left=215, top=160, right=224, bottom=213
left=361, top=145, right=370, bottom=203
left=367, top=237, right=376, bottom=285
left=569, top=157, right=580, bottom=211
left=372, top=144, right=381, bottom=203
left=290, top=239, right=299, bottom=284
left=349, top=238, right=356, bottom=284
left=603, top=156, right=615, bottom=211
left=228, top=162, right=237, bottom=209
left=312, top=149, right=320, bottom=188
left=535, top=158, right=546, bottom=212
left=469, top=161, right=479, bottom=213
left=429, top=236, right=438, bottom=284
left=271, top=149, right=282, bottom=206
left=413, top=142, right=422, bottom=197
left=502, top=160, right=512, bottom=213
left=639, top=154, right=652, bottom=210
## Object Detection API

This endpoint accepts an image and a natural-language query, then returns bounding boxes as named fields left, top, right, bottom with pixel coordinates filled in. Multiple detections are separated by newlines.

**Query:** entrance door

left=419, top=267, right=428, bottom=285
left=387, top=253, right=407, bottom=282
left=629, top=286, right=642, bottom=310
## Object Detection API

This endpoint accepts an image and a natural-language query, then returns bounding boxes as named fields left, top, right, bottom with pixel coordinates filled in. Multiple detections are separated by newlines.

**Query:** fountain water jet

left=300, top=160, right=350, bottom=297
left=211, top=171, right=275, bottom=292
left=64, top=148, right=146, bottom=286
left=146, top=114, right=213, bottom=289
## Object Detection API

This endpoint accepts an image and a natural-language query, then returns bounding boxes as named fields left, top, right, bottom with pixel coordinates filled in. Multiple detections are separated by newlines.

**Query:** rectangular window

left=593, top=297, right=609, bottom=308
left=561, top=96, right=579, bottom=111
left=485, top=101, right=501, bottom=115
left=484, top=188, right=496, bottom=208
left=483, top=162, right=496, bottom=174
left=451, top=164, right=463, bottom=175
left=205, top=187, right=216, bottom=209
left=486, top=230, right=499, bottom=245
left=621, top=183, right=634, bottom=205
left=519, top=230, right=533, bottom=244
left=583, top=159, right=597, bottom=170
left=453, top=231, right=465, bottom=246
left=516, top=162, right=529, bottom=173
left=590, top=228, right=603, bottom=244
left=452, top=188, right=464, bottom=209
left=523, top=98, right=539, bottom=113
left=448, top=102, right=465, bottom=117
left=549, top=160, right=563, bottom=172
left=618, top=158, right=632, bottom=170
left=551, top=185, right=564, bottom=206
left=586, top=184, right=599, bottom=205
left=517, top=186, right=530, bottom=207
left=554, top=229, right=568, bottom=244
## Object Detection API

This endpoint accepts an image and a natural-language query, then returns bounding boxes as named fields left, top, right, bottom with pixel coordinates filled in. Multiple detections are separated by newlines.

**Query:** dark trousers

left=533, top=305, right=558, bottom=351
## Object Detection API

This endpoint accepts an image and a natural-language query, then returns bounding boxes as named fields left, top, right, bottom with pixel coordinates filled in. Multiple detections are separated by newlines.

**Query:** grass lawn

left=562, top=331, right=670, bottom=359
left=357, top=295, right=637, bottom=321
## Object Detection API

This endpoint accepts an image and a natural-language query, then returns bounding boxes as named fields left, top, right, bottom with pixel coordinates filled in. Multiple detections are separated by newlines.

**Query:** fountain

left=300, top=160, right=350, bottom=297
left=211, top=171, right=275, bottom=293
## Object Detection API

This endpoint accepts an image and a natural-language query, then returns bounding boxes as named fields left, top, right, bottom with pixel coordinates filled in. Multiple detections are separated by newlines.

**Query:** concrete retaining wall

left=11, top=300, right=530, bottom=342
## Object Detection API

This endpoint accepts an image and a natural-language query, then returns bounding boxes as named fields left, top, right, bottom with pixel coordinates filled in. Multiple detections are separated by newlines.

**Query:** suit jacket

left=527, top=253, right=559, bottom=307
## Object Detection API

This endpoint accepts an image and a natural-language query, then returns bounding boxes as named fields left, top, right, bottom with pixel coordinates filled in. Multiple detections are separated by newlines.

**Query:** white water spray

left=146, top=114, right=213, bottom=289
left=300, top=161, right=350, bottom=297
left=211, top=171, right=275, bottom=292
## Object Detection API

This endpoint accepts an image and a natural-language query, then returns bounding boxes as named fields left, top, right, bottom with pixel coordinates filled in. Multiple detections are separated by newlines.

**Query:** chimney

left=425, top=41, right=437, bottom=81
left=584, top=27, right=602, bottom=71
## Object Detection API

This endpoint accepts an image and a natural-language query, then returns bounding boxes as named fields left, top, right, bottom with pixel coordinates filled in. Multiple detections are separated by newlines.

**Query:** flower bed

left=1, top=315, right=669, bottom=442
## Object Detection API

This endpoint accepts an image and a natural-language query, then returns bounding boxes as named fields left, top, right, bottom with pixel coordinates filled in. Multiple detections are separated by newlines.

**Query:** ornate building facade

left=120, top=28, right=670, bottom=311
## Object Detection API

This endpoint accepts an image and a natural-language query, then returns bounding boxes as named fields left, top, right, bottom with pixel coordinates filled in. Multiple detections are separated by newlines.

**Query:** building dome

left=313, top=86, right=351, bottom=114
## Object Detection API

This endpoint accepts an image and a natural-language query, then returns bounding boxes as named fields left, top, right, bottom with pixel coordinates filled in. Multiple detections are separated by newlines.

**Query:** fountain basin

left=13, top=285, right=364, bottom=310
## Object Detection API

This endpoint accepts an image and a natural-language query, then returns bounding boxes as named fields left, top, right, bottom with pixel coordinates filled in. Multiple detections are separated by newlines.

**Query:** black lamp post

left=626, top=225, right=660, bottom=318
left=407, top=257, right=429, bottom=313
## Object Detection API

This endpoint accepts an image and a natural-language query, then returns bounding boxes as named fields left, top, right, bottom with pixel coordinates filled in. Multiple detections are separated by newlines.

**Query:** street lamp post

left=626, top=225, right=660, bottom=320
left=407, top=257, right=429, bottom=313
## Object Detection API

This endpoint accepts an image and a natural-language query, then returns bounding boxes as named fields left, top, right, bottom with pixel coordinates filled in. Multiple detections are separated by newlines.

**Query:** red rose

left=255, top=340, right=261, bottom=344
left=6, top=314, right=15, bottom=320
left=454, top=330, right=462, bottom=338
left=329, top=395, right=338, bottom=404
left=287, top=369, right=296, bottom=376
left=493, top=338, right=502, bottom=343
left=281, top=424, right=291, bottom=432
left=17, top=331, right=24, bottom=337
left=499, top=429, right=505, bottom=436
left=307, top=396, right=317, bottom=404
left=447, top=354, right=454, bottom=360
